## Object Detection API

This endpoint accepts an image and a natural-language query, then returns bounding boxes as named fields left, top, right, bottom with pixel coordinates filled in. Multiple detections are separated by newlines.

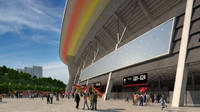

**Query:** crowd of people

left=74, top=91, right=98, bottom=110
left=46, top=92, right=64, bottom=104
left=0, top=91, right=64, bottom=105
left=1, top=88, right=167, bottom=111
left=46, top=93, right=54, bottom=104
left=70, top=91, right=167, bottom=111
left=128, top=93, right=167, bottom=110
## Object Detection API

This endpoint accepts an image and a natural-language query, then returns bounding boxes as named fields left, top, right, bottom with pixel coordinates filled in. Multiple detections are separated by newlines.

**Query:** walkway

left=0, top=98, right=200, bottom=112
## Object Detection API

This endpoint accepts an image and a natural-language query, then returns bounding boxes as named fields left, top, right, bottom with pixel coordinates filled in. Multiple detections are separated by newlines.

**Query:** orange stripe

left=68, top=0, right=100, bottom=56
left=62, top=0, right=86, bottom=63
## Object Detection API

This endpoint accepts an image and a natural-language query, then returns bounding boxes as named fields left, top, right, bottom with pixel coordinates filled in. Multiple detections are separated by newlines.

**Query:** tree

left=0, top=66, right=66, bottom=93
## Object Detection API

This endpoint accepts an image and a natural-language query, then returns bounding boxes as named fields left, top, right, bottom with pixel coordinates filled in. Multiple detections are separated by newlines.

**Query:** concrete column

left=104, top=25, right=127, bottom=100
left=74, top=67, right=81, bottom=85
left=92, top=48, right=99, bottom=64
left=191, top=72, right=195, bottom=104
left=172, top=0, right=194, bottom=107
left=66, top=75, right=73, bottom=93
left=104, top=41, right=117, bottom=100
left=158, top=77, right=161, bottom=92
left=86, top=79, right=89, bottom=86
left=104, top=72, right=113, bottom=100
left=191, top=72, right=195, bottom=90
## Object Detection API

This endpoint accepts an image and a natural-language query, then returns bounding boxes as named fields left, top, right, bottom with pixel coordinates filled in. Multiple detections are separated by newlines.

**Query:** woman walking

left=82, top=93, right=89, bottom=110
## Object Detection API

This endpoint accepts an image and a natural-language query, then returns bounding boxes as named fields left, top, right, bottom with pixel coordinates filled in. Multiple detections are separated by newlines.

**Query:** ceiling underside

left=80, top=61, right=200, bottom=86
left=73, top=0, right=183, bottom=70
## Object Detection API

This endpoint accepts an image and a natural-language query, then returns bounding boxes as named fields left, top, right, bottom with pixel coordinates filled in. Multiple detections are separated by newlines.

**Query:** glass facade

left=80, top=18, right=175, bottom=81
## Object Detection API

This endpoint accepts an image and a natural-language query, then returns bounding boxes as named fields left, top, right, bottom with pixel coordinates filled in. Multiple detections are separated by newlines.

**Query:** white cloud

left=42, top=61, right=69, bottom=84
left=30, top=35, right=59, bottom=46
left=0, top=0, right=68, bottom=84
left=0, top=0, right=63, bottom=34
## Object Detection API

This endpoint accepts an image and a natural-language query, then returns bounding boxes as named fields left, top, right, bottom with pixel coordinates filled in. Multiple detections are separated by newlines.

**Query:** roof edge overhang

left=59, top=0, right=111, bottom=65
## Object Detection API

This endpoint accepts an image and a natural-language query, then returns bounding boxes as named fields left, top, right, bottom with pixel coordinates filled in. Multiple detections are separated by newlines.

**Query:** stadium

left=59, top=0, right=200, bottom=107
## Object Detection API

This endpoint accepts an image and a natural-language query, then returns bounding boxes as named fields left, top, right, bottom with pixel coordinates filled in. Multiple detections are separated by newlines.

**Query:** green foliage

left=0, top=66, right=66, bottom=93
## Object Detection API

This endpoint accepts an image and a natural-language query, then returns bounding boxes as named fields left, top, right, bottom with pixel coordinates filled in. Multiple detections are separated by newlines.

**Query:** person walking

left=135, top=94, right=139, bottom=105
left=0, top=94, right=3, bottom=102
left=126, top=94, right=129, bottom=102
left=82, top=93, right=89, bottom=110
left=151, top=93, right=154, bottom=103
left=74, top=93, right=80, bottom=109
left=160, top=95, right=167, bottom=110
left=89, top=93, right=93, bottom=109
left=92, top=92, right=98, bottom=110
left=146, top=93, right=150, bottom=105
left=56, top=93, right=59, bottom=101
left=50, top=93, right=53, bottom=104
left=154, top=94, right=157, bottom=103
left=132, top=93, right=135, bottom=105
left=139, top=94, right=144, bottom=106
left=47, top=94, right=50, bottom=104
left=144, top=93, right=147, bottom=104
left=157, top=94, right=161, bottom=103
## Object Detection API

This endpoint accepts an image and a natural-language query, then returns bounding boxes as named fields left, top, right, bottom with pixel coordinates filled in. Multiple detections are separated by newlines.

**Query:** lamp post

left=8, top=82, right=11, bottom=97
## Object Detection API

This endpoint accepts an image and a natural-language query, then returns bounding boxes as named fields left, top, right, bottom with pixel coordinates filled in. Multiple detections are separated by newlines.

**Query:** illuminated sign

left=94, top=82, right=101, bottom=88
left=123, top=73, right=148, bottom=86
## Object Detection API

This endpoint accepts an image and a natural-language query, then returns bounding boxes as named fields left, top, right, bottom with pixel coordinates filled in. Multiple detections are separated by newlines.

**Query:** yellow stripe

left=68, top=0, right=100, bottom=56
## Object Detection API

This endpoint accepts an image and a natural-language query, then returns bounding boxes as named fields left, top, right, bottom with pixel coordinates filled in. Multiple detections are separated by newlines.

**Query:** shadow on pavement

left=97, top=108, right=125, bottom=112
left=185, top=106, right=200, bottom=107
left=0, top=101, right=7, bottom=104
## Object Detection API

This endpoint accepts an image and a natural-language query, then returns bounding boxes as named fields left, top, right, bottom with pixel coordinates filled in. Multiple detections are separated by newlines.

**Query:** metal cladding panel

left=80, top=18, right=175, bottom=81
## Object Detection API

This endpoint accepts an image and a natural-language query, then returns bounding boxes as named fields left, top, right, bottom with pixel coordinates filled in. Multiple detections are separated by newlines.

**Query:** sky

left=0, top=0, right=69, bottom=84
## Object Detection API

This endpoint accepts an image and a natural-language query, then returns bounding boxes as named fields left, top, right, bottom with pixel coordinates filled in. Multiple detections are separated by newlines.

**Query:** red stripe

left=123, top=83, right=148, bottom=88
left=62, top=0, right=86, bottom=63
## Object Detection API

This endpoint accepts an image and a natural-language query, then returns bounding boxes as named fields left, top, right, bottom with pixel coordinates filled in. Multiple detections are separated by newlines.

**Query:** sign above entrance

left=123, top=73, right=148, bottom=86
left=94, top=82, right=101, bottom=88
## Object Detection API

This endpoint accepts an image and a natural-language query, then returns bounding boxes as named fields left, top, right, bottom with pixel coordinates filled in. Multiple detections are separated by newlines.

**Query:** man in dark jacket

left=91, top=92, right=98, bottom=110
left=47, top=94, right=50, bottom=104
left=139, top=94, right=144, bottom=106
left=74, top=93, right=80, bottom=109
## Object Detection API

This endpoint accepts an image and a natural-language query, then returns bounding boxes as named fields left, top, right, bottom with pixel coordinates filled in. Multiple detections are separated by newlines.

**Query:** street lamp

left=8, top=82, right=11, bottom=97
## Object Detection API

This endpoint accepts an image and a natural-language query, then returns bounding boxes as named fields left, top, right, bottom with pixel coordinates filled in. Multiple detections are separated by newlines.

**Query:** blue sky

left=0, top=0, right=69, bottom=83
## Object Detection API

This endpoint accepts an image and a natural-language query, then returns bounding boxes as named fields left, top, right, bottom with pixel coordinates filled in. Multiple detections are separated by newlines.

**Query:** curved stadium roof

left=59, top=0, right=110, bottom=64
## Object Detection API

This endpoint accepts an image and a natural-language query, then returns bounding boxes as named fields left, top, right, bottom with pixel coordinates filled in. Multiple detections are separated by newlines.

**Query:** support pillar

left=191, top=72, right=195, bottom=104
left=74, top=67, right=81, bottom=85
left=66, top=75, right=74, bottom=94
left=103, top=72, right=113, bottom=100
left=92, top=48, right=99, bottom=64
left=172, top=0, right=194, bottom=107
left=158, top=77, right=161, bottom=92
left=104, top=24, right=127, bottom=100
left=191, top=72, right=195, bottom=91
left=86, top=79, right=89, bottom=86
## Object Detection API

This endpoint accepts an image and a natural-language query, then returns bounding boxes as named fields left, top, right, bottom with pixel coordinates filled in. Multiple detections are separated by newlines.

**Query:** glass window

left=80, top=18, right=175, bottom=81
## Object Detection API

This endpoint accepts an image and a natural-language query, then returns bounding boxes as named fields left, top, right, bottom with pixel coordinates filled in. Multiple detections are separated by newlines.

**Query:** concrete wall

left=169, top=91, right=200, bottom=105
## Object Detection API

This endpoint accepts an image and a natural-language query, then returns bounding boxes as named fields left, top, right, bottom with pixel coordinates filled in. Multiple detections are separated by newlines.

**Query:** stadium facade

left=59, top=0, right=200, bottom=107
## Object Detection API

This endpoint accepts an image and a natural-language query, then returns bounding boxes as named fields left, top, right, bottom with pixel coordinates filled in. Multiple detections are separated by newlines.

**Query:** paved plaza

left=0, top=98, right=200, bottom=112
